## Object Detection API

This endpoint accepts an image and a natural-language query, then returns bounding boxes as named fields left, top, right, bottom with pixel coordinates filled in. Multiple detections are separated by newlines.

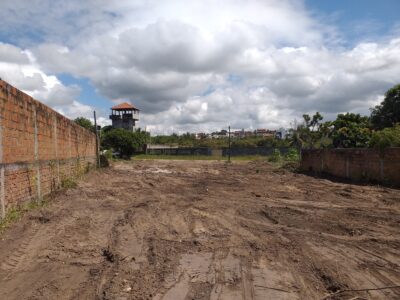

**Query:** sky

left=0, top=0, right=399, bottom=134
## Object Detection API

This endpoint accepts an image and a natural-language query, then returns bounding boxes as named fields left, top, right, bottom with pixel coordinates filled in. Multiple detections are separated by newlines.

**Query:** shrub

left=102, top=129, right=135, bottom=158
left=329, top=113, right=372, bottom=148
left=101, top=129, right=149, bottom=158
left=74, top=117, right=95, bottom=132
left=104, top=150, right=113, bottom=160
left=100, top=154, right=110, bottom=168
left=61, top=178, right=77, bottom=189
left=268, top=148, right=282, bottom=162
left=285, top=148, right=300, bottom=161
left=369, top=123, right=400, bottom=150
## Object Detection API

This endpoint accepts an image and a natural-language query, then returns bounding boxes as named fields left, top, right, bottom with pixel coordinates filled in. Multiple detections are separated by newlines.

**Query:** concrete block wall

left=0, top=79, right=97, bottom=218
left=301, top=148, right=400, bottom=186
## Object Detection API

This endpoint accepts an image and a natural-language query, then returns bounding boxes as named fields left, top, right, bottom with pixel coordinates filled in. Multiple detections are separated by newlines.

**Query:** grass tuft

left=0, top=199, right=49, bottom=233
left=61, top=178, right=77, bottom=189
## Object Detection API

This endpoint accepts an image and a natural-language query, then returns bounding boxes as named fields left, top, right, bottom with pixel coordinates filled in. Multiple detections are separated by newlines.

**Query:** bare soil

left=0, top=160, right=399, bottom=300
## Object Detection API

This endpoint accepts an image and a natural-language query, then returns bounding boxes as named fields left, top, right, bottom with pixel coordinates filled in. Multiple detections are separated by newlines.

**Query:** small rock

left=89, top=268, right=100, bottom=276
left=124, top=286, right=132, bottom=292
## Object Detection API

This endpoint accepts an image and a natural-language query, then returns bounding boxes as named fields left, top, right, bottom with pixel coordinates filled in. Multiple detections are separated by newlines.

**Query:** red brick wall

left=0, top=80, right=97, bottom=218
left=301, top=148, right=400, bottom=186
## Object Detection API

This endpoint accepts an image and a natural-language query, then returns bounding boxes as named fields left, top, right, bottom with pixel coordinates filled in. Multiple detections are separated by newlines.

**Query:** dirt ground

left=0, top=160, right=399, bottom=300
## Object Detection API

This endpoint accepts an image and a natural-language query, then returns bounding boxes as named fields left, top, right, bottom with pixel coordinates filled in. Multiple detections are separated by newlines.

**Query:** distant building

left=211, top=130, right=228, bottom=139
left=255, top=129, right=276, bottom=138
left=232, top=129, right=253, bottom=138
left=233, top=130, right=243, bottom=138
left=195, top=132, right=208, bottom=139
left=275, top=128, right=289, bottom=139
left=109, top=102, right=140, bottom=131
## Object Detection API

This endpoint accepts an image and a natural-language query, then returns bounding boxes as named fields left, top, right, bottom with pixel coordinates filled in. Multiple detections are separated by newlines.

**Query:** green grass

left=132, top=154, right=266, bottom=161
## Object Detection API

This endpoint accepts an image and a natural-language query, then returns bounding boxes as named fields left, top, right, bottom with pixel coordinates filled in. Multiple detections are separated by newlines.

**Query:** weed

left=100, top=154, right=110, bottom=167
left=61, top=177, right=77, bottom=189
left=280, top=161, right=300, bottom=172
left=85, top=162, right=92, bottom=173
left=0, top=198, right=49, bottom=233
left=285, top=148, right=300, bottom=162
left=104, top=150, right=113, bottom=160
left=268, top=149, right=282, bottom=162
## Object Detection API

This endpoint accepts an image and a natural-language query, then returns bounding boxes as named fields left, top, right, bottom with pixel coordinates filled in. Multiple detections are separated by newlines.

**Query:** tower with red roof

left=109, top=102, right=140, bottom=131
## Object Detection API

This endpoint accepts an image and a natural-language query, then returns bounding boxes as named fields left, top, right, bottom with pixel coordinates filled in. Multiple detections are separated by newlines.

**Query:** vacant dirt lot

left=0, top=160, right=399, bottom=300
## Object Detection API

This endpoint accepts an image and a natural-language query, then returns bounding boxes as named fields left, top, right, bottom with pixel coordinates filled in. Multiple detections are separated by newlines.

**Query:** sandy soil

left=0, top=160, right=399, bottom=300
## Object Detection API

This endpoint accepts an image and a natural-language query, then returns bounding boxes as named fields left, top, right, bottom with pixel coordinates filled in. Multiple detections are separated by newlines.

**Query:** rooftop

left=111, top=102, right=140, bottom=111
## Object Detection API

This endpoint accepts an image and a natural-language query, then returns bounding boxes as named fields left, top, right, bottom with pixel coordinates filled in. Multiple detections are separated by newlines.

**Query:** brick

left=0, top=79, right=97, bottom=214
left=301, top=148, right=400, bottom=186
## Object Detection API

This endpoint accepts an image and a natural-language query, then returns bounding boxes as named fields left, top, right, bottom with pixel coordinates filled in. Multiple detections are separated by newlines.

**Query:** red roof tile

left=111, top=102, right=140, bottom=110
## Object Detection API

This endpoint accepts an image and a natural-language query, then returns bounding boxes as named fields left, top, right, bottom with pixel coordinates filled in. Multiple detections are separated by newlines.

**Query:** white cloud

left=0, top=42, right=29, bottom=63
left=0, top=44, right=94, bottom=120
left=0, top=1, right=399, bottom=134
left=54, top=101, right=92, bottom=118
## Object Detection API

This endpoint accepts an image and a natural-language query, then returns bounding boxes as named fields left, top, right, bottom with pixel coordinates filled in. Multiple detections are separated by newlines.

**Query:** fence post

left=34, top=106, right=42, bottom=202
left=228, top=126, right=231, bottom=162
left=0, top=113, right=4, bottom=219
left=94, top=111, right=100, bottom=168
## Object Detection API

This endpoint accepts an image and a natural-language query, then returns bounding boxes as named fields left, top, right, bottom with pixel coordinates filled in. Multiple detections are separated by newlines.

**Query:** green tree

left=369, top=123, right=400, bottom=150
left=329, top=113, right=371, bottom=148
left=131, top=128, right=150, bottom=151
left=371, top=84, right=400, bottom=129
left=303, top=112, right=323, bottom=131
left=295, top=112, right=326, bottom=149
left=102, top=129, right=149, bottom=158
left=74, top=117, right=94, bottom=132
left=101, top=125, right=113, bottom=133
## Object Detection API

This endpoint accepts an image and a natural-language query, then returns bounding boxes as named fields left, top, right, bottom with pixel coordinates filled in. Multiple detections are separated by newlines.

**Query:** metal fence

left=146, top=147, right=212, bottom=155
left=146, top=147, right=290, bottom=156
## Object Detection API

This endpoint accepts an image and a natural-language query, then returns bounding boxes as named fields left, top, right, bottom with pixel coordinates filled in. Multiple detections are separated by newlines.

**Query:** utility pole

left=145, top=126, right=151, bottom=154
left=228, top=125, right=231, bottom=163
left=93, top=111, right=100, bottom=168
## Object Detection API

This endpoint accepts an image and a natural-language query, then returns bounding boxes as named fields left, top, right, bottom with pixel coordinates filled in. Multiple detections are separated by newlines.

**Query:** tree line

left=72, top=120, right=149, bottom=158
left=74, top=83, right=400, bottom=157
left=293, top=84, right=400, bottom=150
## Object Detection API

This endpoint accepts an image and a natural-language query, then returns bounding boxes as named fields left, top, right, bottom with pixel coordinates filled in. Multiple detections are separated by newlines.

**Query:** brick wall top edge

left=302, top=148, right=400, bottom=157
left=302, top=147, right=400, bottom=152
left=0, top=79, right=96, bottom=138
